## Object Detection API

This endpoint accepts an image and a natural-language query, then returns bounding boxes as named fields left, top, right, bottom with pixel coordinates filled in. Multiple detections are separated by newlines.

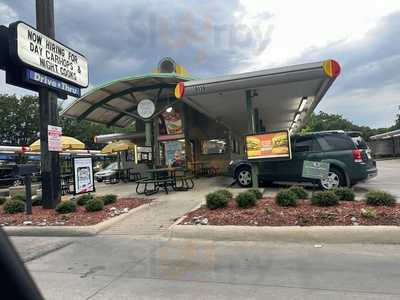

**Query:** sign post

left=137, top=99, right=156, bottom=148
left=0, top=1, right=88, bottom=208
left=245, top=90, right=259, bottom=188
left=36, top=0, right=60, bottom=209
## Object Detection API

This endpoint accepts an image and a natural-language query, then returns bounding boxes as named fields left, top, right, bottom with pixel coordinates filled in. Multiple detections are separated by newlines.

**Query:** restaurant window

left=201, top=139, right=227, bottom=155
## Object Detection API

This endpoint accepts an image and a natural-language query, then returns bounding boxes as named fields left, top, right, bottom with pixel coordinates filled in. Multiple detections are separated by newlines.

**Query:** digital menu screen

left=246, top=130, right=291, bottom=160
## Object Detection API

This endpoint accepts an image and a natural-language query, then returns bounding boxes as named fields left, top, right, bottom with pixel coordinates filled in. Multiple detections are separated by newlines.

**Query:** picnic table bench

left=135, top=167, right=194, bottom=196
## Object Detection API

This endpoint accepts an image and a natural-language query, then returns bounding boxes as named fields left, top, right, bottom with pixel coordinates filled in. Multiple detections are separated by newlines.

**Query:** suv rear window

left=294, top=136, right=321, bottom=152
left=319, top=135, right=356, bottom=151
left=351, top=136, right=369, bottom=149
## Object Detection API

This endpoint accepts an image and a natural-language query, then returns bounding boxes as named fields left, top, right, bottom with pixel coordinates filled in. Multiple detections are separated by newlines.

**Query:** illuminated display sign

left=246, top=130, right=291, bottom=160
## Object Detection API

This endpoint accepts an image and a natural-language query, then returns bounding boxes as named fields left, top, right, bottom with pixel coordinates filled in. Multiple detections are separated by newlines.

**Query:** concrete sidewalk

left=98, top=177, right=231, bottom=237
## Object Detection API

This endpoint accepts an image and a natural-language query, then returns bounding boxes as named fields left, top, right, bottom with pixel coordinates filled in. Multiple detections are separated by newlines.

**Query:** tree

left=0, top=94, right=40, bottom=146
left=302, top=111, right=387, bottom=140
left=0, top=93, right=134, bottom=148
left=390, top=106, right=400, bottom=130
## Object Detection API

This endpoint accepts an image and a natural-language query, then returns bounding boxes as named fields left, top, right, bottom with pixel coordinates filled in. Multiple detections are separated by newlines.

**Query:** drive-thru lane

left=20, top=237, right=400, bottom=299
left=355, top=159, right=400, bottom=199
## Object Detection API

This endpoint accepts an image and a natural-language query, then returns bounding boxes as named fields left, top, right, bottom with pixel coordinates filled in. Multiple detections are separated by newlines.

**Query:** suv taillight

left=352, top=149, right=363, bottom=162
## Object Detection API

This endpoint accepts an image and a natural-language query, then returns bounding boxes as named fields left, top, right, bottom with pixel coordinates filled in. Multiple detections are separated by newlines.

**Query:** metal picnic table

left=135, top=167, right=194, bottom=196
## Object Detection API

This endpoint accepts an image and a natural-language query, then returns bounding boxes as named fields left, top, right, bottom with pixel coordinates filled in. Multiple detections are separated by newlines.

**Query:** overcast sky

left=1, top=0, right=400, bottom=128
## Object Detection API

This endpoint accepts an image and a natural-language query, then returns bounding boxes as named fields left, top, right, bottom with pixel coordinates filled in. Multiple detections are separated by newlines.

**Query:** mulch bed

left=0, top=197, right=152, bottom=227
left=181, top=198, right=400, bottom=226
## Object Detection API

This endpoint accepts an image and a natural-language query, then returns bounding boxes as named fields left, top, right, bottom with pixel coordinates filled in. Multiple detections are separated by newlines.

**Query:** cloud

left=1, top=1, right=399, bottom=129
left=1, top=0, right=273, bottom=80
left=283, top=12, right=400, bottom=128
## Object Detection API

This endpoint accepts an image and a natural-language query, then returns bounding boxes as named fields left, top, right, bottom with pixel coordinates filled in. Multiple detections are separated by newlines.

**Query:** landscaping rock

left=200, top=218, right=209, bottom=225
left=123, top=208, right=129, bottom=213
left=23, top=221, right=32, bottom=226
left=181, top=198, right=400, bottom=227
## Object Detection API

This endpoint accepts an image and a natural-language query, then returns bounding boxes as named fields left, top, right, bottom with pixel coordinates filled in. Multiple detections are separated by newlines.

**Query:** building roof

left=370, top=129, right=400, bottom=140
left=62, top=73, right=194, bottom=127
left=176, top=60, right=340, bottom=134
left=62, top=60, right=340, bottom=135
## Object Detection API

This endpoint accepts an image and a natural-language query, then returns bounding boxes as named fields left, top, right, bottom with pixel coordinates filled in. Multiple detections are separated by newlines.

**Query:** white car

left=94, top=162, right=118, bottom=182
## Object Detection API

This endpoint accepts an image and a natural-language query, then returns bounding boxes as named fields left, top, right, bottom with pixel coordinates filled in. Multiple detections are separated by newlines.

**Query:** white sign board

left=15, top=22, right=88, bottom=87
left=137, top=99, right=155, bottom=119
left=47, top=125, right=62, bottom=152
left=73, top=157, right=94, bottom=194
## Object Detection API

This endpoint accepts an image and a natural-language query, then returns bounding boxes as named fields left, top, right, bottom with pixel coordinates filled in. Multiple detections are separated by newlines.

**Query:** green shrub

left=206, top=192, right=229, bottom=210
left=215, top=189, right=233, bottom=200
left=311, top=191, right=339, bottom=207
left=76, top=194, right=93, bottom=206
left=12, top=194, right=26, bottom=202
left=361, top=207, right=378, bottom=219
left=102, top=194, right=117, bottom=205
left=85, top=198, right=104, bottom=212
left=32, top=195, right=43, bottom=206
left=248, top=188, right=263, bottom=200
left=365, top=191, right=396, bottom=206
left=55, top=200, right=77, bottom=214
left=235, top=191, right=257, bottom=208
left=0, top=197, right=7, bottom=205
left=288, top=186, right=308, bottom=199
left=3, top=199, right=25, bottom=214
left=332, top=187, right=355, bottom=201
left=275, top=190, right=297, bottom=207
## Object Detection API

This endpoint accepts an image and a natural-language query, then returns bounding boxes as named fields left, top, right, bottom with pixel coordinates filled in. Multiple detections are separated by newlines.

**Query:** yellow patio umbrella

left=30, top=136, right=85, bottom=152
left=101, top=140, right=136, bottom=154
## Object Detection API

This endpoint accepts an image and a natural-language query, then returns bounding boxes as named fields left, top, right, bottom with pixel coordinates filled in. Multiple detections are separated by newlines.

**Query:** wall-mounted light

left=299, top=98, right=308, bottom=112
left=166, top=106, right=173, bottom=113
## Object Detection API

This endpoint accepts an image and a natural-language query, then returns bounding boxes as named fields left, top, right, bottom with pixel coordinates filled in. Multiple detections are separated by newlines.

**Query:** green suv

left=230, top=131, right=377, bottom=190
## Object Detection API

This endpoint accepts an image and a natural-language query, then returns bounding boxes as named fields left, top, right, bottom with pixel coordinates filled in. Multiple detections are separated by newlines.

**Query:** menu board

left=246, top=130, right=291, bottom=160
left=73, top=157, right=95, bottom=194
left=161, top=112, right=183, bottom=135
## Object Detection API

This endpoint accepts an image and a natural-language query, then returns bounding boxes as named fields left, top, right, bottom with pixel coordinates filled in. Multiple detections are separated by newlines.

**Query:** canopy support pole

left=153, top=117, right=160, bottom=167
left=246, top=90, right=259, bottom=188
left=254, top=108, right=260, bottom=133
left=145, top=121, right=152, bottom=147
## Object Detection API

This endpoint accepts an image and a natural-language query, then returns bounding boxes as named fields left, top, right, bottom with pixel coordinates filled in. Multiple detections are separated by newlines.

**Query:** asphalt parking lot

left=355, top=159, right=400, bottom=199
left=1, top=159, right=399, bottom=200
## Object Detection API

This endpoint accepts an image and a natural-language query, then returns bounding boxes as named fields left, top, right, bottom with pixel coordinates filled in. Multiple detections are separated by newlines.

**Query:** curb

left=165, top=225, right=400, bottom=244
left=3, top=201, right=153, bottom=237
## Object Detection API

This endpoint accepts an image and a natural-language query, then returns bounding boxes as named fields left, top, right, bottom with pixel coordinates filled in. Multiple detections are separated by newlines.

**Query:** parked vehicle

left=94, top=162, right=118, bottom=182
left=229, top=131, right=377, bottom=190
left=0, top=165, right=24, bottom=187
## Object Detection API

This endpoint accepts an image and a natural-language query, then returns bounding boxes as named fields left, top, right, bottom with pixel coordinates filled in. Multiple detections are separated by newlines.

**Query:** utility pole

left=36, top=0, right=61, bottom=208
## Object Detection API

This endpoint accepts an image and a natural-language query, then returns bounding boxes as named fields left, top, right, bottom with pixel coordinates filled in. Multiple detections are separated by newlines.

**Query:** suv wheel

left=13, top=179, right=23, bottom=186
left=236, top=167, right=252, bottom=187
left=320, top=169, right=344, bottom=190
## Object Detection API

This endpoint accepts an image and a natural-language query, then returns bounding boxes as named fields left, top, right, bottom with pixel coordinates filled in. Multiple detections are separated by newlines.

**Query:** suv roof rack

left=298, top=130, right=363, bottom=136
